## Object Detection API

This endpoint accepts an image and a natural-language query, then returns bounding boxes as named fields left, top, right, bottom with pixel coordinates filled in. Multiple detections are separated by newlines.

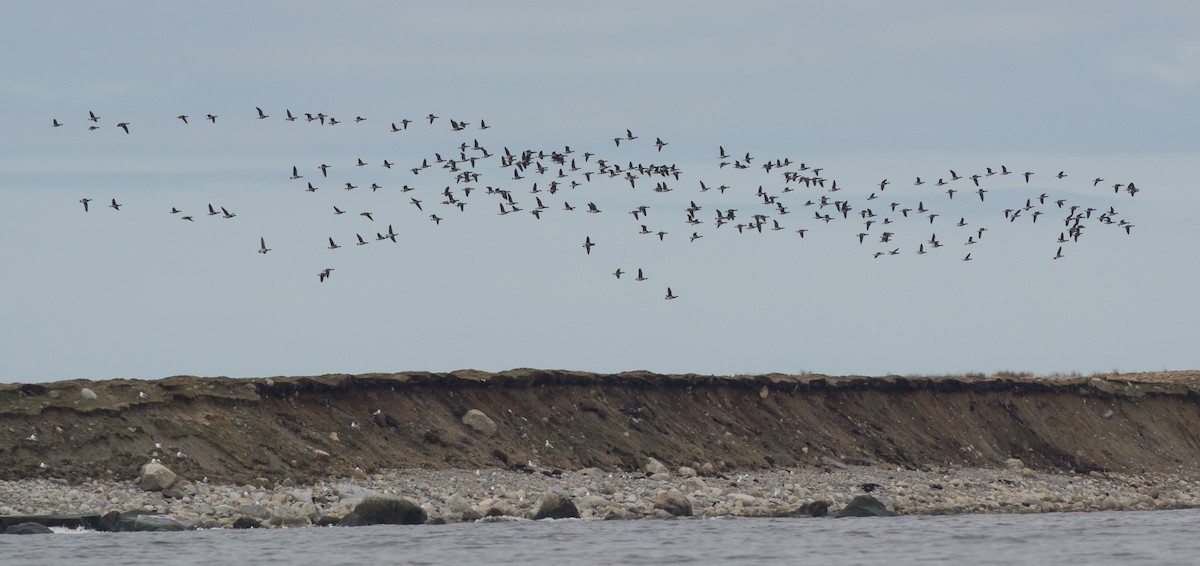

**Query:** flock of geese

left=61, top=107, right=1141, bottom=300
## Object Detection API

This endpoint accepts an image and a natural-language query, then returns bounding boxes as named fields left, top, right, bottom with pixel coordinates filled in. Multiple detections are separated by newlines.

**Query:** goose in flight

left=333, top=206, right=345, bottom=215
left=1053, top=246, right=1064, bottom=260
left=221, top=206, right=236, bottom=219
left=318, top=164, right=330, bottom=177
left=319, top=268, right=334, bottom=282
left=117, top=122, right=130, bottom=134
left=356, top=234, right=369, bottom=246
left=290, top=166, right=302, bottom=180
left=430, top=214, right=443, bottom=224
left=613, top=268, right=624, bottom=279
left=655, top=137, right=668, bottom=152
left=328, top=237, right=341, bottom=250
left=258, top=237, right=271, bottom=254
left=636, top=268, right=647, bottom=281
left=360, top=212, right=374, bottom=221
left=583, top=236, right=594, bottom=255
left=177, top=115, right=188, bottom=124
left=53, top=118, right=62, bottom=127
left=255, top=107, right=268, bottom=119
left=207, top=203, right=219, bottom=216
left=88, top=111, right=100, bottom=122
left=665, top=287, right=678, bottom=300
left=427, top=113, right=438, bottom=124
left=80, top=198, right=92, bottom=211
left=286, top=109, right=297, bottom=121
left=109, top=198, right=121, bottom=210
left=410, top=198, right=423, bottom=211
left=206, top=114, right=217, bottom=123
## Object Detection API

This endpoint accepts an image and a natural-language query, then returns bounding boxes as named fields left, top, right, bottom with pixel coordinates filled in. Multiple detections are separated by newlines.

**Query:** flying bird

left=258, top=237, right=271, bottom=254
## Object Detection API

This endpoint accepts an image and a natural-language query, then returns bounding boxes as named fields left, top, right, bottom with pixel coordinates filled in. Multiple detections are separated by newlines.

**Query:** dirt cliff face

left=2, top=370, right=1199, bottom=485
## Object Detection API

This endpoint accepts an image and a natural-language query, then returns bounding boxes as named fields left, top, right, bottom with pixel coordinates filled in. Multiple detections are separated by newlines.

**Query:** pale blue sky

left=2, top=1, right=1197, bottom=382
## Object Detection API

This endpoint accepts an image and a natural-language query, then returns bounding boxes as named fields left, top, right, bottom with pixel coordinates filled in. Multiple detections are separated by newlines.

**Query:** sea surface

left=4, top=508, right=1198, bottom=565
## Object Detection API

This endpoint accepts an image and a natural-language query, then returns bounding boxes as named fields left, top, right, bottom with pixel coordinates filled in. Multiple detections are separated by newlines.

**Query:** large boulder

left=104, top=511, right=189, bottom=532
left=139, top=462, right=177, bottom=491
left=5, top=522, right=53, bottom=535
left=462, top=409, right=497, bottom=436
left=533, top=493, right=580, bottom=520
left=654, top=491, right=693, bottom=517
left=348, top=497, right=427, bottom=525
left=835, top=495, right=898, bottom=518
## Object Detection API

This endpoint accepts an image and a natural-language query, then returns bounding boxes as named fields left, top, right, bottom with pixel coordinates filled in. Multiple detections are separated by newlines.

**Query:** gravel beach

left=3, top=460, right=1197, bottom=529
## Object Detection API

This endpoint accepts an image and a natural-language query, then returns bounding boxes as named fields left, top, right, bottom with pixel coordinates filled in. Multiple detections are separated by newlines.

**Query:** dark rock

left=349, top=497, right=427, bottom=526
left=860, top=483, right=881, bottom=493
left=1, top=515, right=104, bottom=531
left=232, top=516, right=264, bottom=529
left=337, top=513, right=365, bottom=527
left=460, top=509, right=482, bottom=522
left=426, top=516, right=447, bottom=525
left=5, top=522, right=54, bottom=535
left=835, top=495, right=898, bottom=518
left=373, top=411, right=399, bottom=428
left=533, top=493, right=580, bottom=520
left=484, top=507, right=506, bottom=518
left=774, top=501, right=830, bottom=518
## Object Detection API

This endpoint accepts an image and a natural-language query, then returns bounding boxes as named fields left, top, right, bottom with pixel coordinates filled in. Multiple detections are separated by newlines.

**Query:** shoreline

left=3, top=461, right=1197, bottom=530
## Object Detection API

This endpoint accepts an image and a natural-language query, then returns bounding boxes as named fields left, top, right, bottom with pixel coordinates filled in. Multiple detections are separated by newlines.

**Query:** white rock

left=80, top=388, right=98, bottom=400
left=462, top=409, right=498, bottom=436
left=139, top=462, right=178, bottom=491
left=644, top=458, right=669, bottom=475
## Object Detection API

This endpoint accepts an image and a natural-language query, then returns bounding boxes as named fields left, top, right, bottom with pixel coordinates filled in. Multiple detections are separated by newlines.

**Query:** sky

left=2, top=1, right=1198, bottom=382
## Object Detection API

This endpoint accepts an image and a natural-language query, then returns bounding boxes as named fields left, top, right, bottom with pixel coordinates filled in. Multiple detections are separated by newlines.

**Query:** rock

left=577, top=467, right=607, bottom=477
left=162, top=484, right=190, bottom=499
left=232, top=516, right=263, bottom=529
left=645, top=458, right=669, bottom=475
left=775, top=501, right=830, bottom=518
left=313, top=449, right=331, bottom=459
left=275, top=514, right=311, bottom=528
left=5, top=522, right=53, bottom=535
left=239, top=504, right=272, bottom=520
left=1004, top=458, right=1024, bottom=471
left=677, top=466, right=697, bottom=478
left=681, top=477, right=708, bottom=493
left=820, top=456, right=848, bottom=470
left=654, top=490, right=693, bottom=517
left=759, top=386, right=770, bottom=399
left=139, top=462, right=178, bottom=491
left=349, top=497, right=427, bottom=525
left=373, top=411, right=400, bottom=428
left=700, top=462, right=715, bottom=476
left=111, top=513, right=190, bottom=532
left=80, top=388, right=97, bottom=400
left=533, top=493, right=580, bottom=520
left=835, top=495, right=898, bottom=518
left=462, top=409, right=497, bottom=436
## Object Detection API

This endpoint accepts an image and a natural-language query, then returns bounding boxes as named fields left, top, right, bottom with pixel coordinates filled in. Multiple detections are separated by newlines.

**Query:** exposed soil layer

left=3, top=370, right=1199, bottom=485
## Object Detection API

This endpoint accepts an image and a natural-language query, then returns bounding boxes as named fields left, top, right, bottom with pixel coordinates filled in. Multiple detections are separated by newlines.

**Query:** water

left=4, top=509, right=1198, bottom=565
